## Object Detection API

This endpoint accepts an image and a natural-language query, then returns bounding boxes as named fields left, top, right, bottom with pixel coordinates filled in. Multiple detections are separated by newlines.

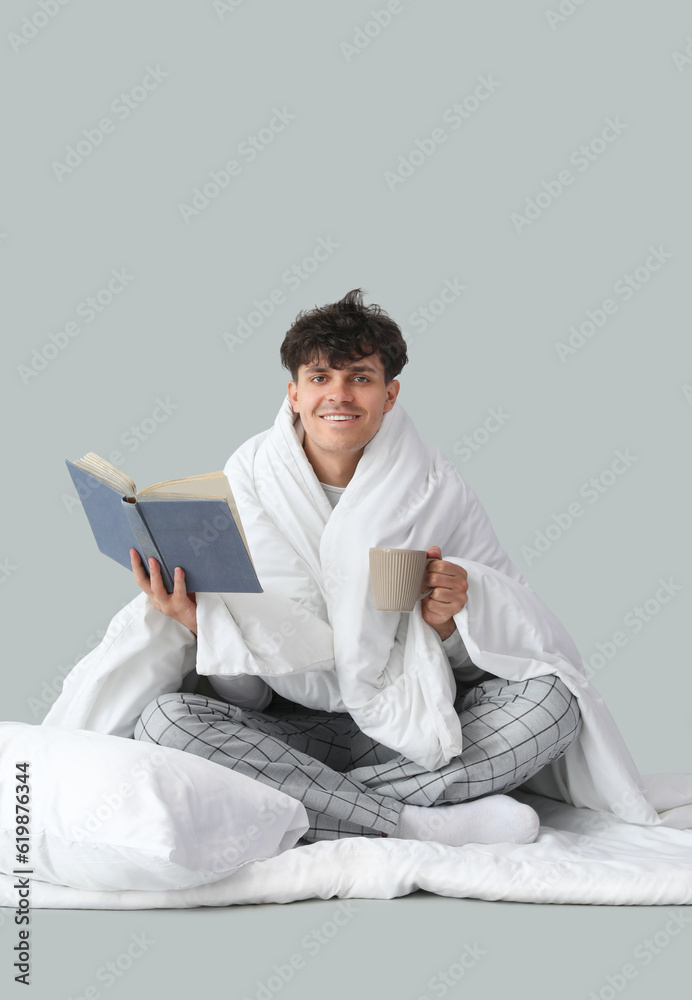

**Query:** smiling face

left=287, top=353, right=400, bottom=486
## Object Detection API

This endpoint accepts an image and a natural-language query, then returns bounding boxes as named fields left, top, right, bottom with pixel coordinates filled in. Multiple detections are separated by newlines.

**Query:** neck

left=303, top=436, right=362, bottom=487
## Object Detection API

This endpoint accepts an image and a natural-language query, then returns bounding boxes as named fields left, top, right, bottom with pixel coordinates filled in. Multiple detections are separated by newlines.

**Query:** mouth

left=319, top=414, right=361, bottom=423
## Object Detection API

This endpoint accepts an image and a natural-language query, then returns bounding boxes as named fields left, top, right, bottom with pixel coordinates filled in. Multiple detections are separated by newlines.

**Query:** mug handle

left=420, top=556, right=435, bottom=599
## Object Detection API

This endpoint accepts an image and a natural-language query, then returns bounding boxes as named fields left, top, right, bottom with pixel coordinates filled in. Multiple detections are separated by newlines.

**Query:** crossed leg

left=134, top=673, right=582, bottom=843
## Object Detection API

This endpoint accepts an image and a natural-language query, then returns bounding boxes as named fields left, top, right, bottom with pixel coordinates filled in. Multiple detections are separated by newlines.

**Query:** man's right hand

left=130, top=548, right=198, bottom=636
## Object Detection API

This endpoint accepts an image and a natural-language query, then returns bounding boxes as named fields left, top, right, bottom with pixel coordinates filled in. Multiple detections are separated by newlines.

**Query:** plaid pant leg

left=346, top=674, right=583, bottom=807
left=134, top=691, right=403, bottom=842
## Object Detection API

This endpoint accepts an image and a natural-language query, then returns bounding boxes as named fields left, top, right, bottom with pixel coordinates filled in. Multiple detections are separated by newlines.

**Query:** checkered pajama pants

left=134, top=673, right=582, bottom=842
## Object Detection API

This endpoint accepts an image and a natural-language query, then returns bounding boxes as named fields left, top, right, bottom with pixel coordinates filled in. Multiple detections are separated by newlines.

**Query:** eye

left=353, top=376, right=369, bottom=382
left=310, top=375, right=327, bottom=383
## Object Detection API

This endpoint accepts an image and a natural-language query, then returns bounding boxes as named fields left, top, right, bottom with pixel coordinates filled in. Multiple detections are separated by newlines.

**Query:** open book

left=66, top=453, right=262, bottom=594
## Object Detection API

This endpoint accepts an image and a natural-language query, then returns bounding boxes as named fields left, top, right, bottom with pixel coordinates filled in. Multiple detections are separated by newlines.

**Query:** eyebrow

left=303, top=363, right=380, bottom=375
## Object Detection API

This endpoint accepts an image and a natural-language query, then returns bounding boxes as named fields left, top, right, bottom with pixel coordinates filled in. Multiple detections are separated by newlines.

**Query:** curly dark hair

left=280, top=288, right=408, bottom=384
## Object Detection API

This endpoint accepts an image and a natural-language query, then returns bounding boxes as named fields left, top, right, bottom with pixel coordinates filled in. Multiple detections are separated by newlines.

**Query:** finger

left=427, top=589, right=455, bottom=607
left=430, top=582, right=468, bottom=606
left=429, top=581, right=468, bottom=609
left=130, top=549, right=153, bottom=595
left=424, top=561, right=449, bottom=585
left=430, top=562, right=466, bottom=580
left=427, top=571, right=464, bottom=589
left=148, top=557, right=170, bottom=602
left=173, top=566, right=188, bottom=600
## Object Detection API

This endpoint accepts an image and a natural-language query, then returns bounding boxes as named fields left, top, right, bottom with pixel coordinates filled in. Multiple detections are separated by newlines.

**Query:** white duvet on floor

left=2, top=791, right=691, bottom=909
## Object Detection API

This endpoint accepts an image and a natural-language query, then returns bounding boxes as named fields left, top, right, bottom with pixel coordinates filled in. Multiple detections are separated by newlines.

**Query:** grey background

left=1, top=0, right=691, bottom=997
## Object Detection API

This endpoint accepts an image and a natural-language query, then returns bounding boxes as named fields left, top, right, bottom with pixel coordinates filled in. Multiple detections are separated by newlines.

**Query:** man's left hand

left=421, top=546, right=468, bottom=641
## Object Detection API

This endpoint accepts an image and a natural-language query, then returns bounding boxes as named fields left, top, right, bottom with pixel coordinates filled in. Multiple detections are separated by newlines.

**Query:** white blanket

left=46, top=397, right=692, bottom=829
left=2, top=791, right=691, bottom=909
left=34, top=396, right=692, bottom=907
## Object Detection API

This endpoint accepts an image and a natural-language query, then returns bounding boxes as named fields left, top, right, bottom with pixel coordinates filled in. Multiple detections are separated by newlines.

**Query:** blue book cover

left=66, top=455, right=262, bottom=594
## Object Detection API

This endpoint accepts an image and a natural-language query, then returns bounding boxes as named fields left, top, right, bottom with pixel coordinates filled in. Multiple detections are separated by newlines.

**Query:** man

left=131, top=289, right=583, bottom=846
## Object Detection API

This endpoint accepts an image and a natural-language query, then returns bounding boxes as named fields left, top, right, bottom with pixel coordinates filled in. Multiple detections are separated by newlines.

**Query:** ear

left=383, top=379, right=400, bottom=413
left=288, top=381, right=299, bottom=413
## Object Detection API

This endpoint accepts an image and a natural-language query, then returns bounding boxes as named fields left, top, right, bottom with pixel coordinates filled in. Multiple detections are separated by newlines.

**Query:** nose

left=326, top=376, right=354, bottom=403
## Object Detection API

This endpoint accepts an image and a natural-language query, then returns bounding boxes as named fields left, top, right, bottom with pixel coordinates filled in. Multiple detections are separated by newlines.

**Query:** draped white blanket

left=45, top=397, right=692, bottom=832
left=2, top=792, right=692, bottom=910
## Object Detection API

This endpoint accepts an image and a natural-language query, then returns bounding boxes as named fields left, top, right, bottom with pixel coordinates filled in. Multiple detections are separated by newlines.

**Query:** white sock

left=393, top=794, right=540, bottom=847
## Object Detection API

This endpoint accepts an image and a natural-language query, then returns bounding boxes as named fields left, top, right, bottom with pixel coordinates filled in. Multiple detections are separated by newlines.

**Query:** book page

left=73, top=453, right=137, bottom=496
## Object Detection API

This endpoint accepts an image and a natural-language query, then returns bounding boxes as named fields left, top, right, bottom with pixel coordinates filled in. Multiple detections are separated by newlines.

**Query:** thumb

left=426, top=545, right=442, bottom=558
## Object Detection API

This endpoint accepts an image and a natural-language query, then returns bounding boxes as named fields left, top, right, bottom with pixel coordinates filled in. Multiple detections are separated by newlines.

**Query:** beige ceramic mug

left=369, top=548, right=434, bottom=612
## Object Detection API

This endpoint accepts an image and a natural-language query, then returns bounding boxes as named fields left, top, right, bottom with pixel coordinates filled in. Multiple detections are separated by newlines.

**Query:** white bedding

left=6, top=398, right=691, bottom=909
left=2, top=790, right=691, bottom=909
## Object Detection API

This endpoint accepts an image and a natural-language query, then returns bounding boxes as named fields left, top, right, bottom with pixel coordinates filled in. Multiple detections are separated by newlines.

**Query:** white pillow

left=0, top=722, right=308, bottom=891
